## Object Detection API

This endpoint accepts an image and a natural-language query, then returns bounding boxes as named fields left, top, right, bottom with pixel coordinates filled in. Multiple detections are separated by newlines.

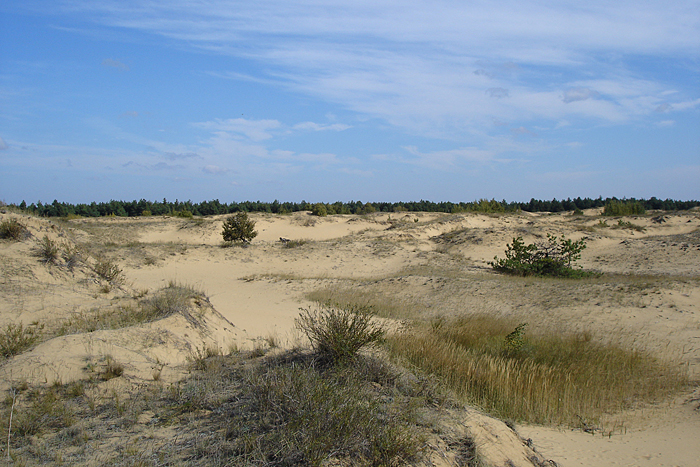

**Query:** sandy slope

left=1, top=208, right=699, bottom=466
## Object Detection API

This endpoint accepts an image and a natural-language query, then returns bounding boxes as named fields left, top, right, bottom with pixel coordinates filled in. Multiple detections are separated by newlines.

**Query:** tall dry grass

left=386, top=315, right=687, bottom=427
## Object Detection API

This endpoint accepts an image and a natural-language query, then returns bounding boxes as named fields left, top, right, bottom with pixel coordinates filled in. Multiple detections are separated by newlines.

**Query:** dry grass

left=386, top=315, right=688, bottom=427
left=58, top=282, right=203, bottom=336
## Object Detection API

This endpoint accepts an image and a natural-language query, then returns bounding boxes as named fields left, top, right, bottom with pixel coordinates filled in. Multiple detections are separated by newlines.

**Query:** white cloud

left=656, top=120, right=675, bottom=127
left=101, top=58, right=129, bottom=70
left=0, top=137, right=8, bottom=150
left=562, top=87, right=600, bottom=103
left=193, top=118, right=282, bottom=141
left=57, top=1, right=700, bottom=140
left=292, top=122, right=352, bottom=131
left=202, top=164, right=230, bottom=174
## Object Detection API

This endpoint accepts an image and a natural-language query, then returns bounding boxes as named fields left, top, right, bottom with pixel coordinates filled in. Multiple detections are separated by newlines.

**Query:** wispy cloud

left=101, top=58, right=129, bottom=71
left=0, top=137, right=8, bottom=150
left=55, top=1, right=699, bottom=140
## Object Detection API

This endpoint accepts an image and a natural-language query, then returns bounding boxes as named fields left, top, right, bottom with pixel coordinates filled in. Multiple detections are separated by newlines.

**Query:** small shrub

left=296, top=302, right=385, bottom=364
left=175, top=210, right=193, bottom=218
left=93, top=257, right=123, bottom=283
left=0, top=323, right=40, bottom=358
left=221, top=212, right=257, bottom=244
left=0, top=218, right=28, bottom=240
left=614, top=219, right=646, bottom=232
left=489, top=234, right=592, bottom=278
left=34, top=236, right=60, bottom=264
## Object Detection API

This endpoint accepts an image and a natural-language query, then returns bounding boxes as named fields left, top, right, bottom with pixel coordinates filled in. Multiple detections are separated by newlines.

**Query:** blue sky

left=1, top=1, right=699, bottom=204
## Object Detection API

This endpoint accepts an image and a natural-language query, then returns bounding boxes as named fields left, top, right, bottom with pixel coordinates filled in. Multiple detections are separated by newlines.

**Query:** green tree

left=222, top=212, right=258, bottom=244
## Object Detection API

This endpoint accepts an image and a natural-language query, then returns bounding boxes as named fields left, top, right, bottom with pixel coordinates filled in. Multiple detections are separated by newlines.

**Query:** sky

left=1, top=0, right=699, bottom=204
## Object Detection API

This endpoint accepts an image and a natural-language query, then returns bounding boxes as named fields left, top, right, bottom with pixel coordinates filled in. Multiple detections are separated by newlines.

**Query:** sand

left=1, top=208, right=699, bottom=466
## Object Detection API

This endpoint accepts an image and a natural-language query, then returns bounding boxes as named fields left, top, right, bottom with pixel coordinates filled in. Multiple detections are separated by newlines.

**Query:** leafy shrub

left=296, top=302, right=385, bottom=364
left=33, top=235, right=60, bottom=264
left=489, top=234, right=591, bottom=277
left=0, top=323, right=40, bottom=358
left=0, top=218, right=28, bottom=241
left=175, top=210, right=193, bottom=218
left=221, top=212, right=257, bottom=244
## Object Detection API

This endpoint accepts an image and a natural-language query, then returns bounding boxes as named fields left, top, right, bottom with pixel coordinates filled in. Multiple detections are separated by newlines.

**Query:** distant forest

left=4, top=197, right=699, bottom=219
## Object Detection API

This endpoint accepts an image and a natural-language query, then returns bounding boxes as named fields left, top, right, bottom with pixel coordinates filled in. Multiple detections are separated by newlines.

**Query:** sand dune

left=1, top=208, right=698, bottom=466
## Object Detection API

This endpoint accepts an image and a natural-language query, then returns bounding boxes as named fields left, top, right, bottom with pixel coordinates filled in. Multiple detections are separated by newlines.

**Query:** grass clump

left=489, top=234, right=595, bottom=278
left=0, top=323, right=41, bottom=358
left=386, top=315, right=687, bottom=426
left=296, top=302, right=385, bottom=365
left=33, top=235, right=60, bottom=264
left=0, top=219, right=28, bottom=241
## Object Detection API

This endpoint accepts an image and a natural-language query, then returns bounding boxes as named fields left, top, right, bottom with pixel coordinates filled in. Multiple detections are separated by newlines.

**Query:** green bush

left=221, top=212, right=257, bottom=244
left=0, top=218, right=28, bottom=240
left=489, top=234, right=591, bottom=277
left=311, top=203, right=328, bottom=217
left=603, top=200, right=645, bottom=216
left=296, top=302, right=385, bottom=364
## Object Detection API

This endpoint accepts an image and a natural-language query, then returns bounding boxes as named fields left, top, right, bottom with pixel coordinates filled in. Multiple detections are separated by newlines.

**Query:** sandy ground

left=1, top=208, right=699, bottom=466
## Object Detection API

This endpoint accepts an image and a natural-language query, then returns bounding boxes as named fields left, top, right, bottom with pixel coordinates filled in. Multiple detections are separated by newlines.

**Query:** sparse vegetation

left=33, top=235, right=60, bottom=264
left=57, top=283, right=203, bottom=335
left=0, top=219, right=27, bottom=241
left=92, top=256, right=123, bottom=283
left=614, top=219, right=646, bottom=232
left=296, top=302, right=386, bottom=365
left=282, top=238, right=308, bottom=248
left=221, top=211, right=258, bottom=244
left=0, top=323, right=41, bottom=358
left=489, top=234, right=593, bottom=277
left=386, top=315, right=688, bottom=426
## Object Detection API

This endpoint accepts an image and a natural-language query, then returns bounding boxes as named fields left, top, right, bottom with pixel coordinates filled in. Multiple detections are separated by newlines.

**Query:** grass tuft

left=33, top=236, right=60, bottom=264
left=0, top=323, right=41, bottom=359
left=0, top=219, right=28, bottom=241
left=92, top=256, right=123, bottom=283
left=296, top=302, right=385, bottom=365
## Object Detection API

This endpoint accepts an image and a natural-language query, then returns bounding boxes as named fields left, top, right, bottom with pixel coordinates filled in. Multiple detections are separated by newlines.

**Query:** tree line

left=6, top=196, right=699, bottom=218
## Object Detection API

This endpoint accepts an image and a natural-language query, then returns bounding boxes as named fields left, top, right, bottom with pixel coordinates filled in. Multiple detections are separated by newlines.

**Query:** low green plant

left=0, top=323, right=40, bottom=358
left=0, top=219, right=28, bottom=241
left=296, top=302, right=385, bottom=364
left=175, top=210, right=193, bottom=218
left=489, top=234, right=592, bottom=277
left=614, top=219, right=646, bottom=232
left=221, top=212, right=258, bottom=244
